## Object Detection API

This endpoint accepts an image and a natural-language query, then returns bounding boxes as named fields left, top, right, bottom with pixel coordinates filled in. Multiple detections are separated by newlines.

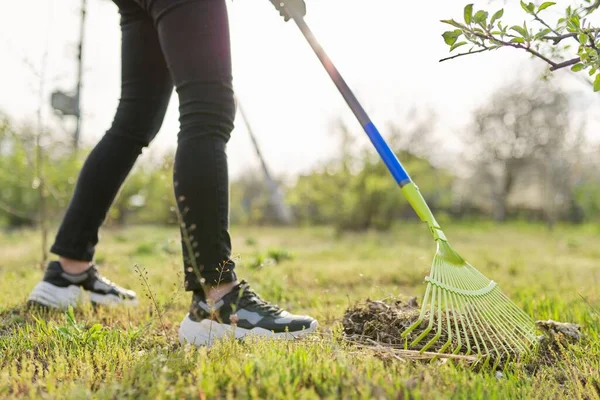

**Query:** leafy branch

left=441, top=1, right=600, bottom=91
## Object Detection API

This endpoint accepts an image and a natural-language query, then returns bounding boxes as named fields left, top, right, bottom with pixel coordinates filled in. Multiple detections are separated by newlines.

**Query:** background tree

left=462, top=81, right=582, bottom=222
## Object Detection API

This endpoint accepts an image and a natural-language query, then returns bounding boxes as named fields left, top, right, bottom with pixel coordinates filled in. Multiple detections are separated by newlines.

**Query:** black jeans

left=50, top=0, right=237, bottom=292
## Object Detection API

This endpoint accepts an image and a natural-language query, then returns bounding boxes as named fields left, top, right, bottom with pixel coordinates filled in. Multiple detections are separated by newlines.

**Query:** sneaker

left=178, top=280, right=318, bottom=346
left=27, top=261, right=138, bottom=309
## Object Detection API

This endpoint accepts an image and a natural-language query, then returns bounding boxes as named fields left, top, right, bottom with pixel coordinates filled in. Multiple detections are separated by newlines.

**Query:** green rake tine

left=495, top=293, right=537, bottom=332
left=448, top=294, right=462, bottom=355
left=467, top=306, right=493, bottom=367
left=467, top=291, right=521, bottom=362
left=421, top=260, right=445, bottom=352
left=448, top=258, right=481, bottom=355
left=489, top=291, right=537, bottom=345
left=446, top=266, right=471, bottom=355
left=402, top=283, right=432, bottom=343
left=450, top=292, right=468, bottom=355
left=445, top=267, right=487, bottom=359
left=484, top=293, right=532, bottom=353
left=470, top=294, right=518, bottom=360
left=442, top=244, right=534, bottom=360
left=420, top=287, right=445, bottom=352
left=439, top=259, right=458, bottom=355
left=403, top=250, right=441, bottom=346
left=440, top=287, right=454, bottom=354
left=461, top=284, right=512, bottom=361
left=409, top=282, right=438, bottom=348
left=462, top=273, right=532, bottom=356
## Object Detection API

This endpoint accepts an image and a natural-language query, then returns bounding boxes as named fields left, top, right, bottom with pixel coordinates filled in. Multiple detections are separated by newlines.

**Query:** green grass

left=1, top=223, right=599, bottom=399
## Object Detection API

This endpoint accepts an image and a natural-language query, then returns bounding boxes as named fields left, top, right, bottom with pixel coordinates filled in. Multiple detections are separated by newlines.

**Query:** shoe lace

left=238, top=282, right=282, bottom=314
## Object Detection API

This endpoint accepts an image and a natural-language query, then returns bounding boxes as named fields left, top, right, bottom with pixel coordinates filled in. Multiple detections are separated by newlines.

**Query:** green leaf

left=590, top=68, right=597, bottom=76
left=538, top=2, right=556, bottom=12
left=511, top=25, right=529, bottom=38
left=527, top=2, right=535, bottom=12
left=490, top=9, right=504, bottom=25
left=593, top=73, right=600, bottom=92
left=519, top=0, right=528, bottom=12
left=473, top=10, right=488, bottom=24
left=442, top=30, right=462, bottom=46
left=571, top=63, right=585, bottom=72
left=464, top=4, right=473, bottom=24
left=57, top=327, right=70, bottom=337
left=535, top=28, right=552, bottom=39
left=520, top=1, right=534, bottom=14
left=441, top=19, right=465, bottom=29
left=66, top=305, right=76, bottom=325
left=450, top=41, right=468, bottom=52
left=581, top=52, right=589, bottom=62
left=578, top=34, right=588, bottom=44
left=510, top=37, right=526, bottom=44
left=567, top=16, right=581, bottom=31
left=88, top=324, right=103, bottom=334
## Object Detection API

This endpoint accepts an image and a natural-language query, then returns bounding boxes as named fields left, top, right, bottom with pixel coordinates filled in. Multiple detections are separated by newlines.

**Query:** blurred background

left=1, top=0, right=600, bottom=241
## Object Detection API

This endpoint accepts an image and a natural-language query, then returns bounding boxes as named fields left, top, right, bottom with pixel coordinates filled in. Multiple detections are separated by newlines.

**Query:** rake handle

left=290, top=15, right=411, bottom=187
left=287, top=10, right=446, bottom=240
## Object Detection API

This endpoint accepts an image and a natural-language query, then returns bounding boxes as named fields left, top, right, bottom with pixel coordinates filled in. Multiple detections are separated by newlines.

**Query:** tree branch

left=519, top=45, right=558, bottom=68
left=532, top=12, right=560, bottom=36
left=587, top=32, right=598, bottom=51
left=544, top=29, right=600, bottom=45
left=585, top=0, right=600, bottom=15
left=0, top=200, right=37, bottom=222
left=439, top=47, right=491, bottom=62
left=470, top=30, right=559, bottom=68
left=544, top=32, right=578, bottom=44
left=441, top=19, right=600, bottom=76
left=549, top=57, right=581, bottom=71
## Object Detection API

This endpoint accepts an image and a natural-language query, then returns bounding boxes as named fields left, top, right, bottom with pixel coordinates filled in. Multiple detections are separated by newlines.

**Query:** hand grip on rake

left=286, top=8, right=446, bottom=241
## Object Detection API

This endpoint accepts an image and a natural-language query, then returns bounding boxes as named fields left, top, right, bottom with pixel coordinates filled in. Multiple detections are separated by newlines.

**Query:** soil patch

left=342, top=298, right=584, bottom=366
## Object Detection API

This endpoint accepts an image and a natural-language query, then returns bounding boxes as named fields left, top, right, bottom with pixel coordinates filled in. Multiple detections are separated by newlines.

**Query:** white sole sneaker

left=89, top=292, right=139, bottom=306
left=27, top=281, right=83, bottom=309
left=28, top=281, right=138, bottom=309
left=178, top=313, right=318, bottom=347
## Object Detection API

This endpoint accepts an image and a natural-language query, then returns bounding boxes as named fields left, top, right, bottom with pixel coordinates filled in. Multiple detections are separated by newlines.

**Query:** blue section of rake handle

left=291, top=15, right=412, bottom=186
left=363, top=122, right=411, bottom=185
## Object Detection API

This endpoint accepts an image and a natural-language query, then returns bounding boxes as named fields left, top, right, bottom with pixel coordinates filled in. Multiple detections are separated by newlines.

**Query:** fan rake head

left=402, top=240, right=538, bottom=366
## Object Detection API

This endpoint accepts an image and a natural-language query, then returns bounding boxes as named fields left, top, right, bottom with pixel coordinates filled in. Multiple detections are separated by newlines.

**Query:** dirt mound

left=533, top=319, right=585, bottom=367
left=342, top=298, right=486, bottom=356
left=342, top=298, right=584, bottom=365
left=342, top=298, right=422, bottom=347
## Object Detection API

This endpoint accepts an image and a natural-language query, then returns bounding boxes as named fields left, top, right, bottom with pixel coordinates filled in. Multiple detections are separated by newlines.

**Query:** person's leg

left=143, top=0, right=238, bottom=299
left=28, top=0, right=173, bottom=309
left=144, top=0, right=317, bottom=346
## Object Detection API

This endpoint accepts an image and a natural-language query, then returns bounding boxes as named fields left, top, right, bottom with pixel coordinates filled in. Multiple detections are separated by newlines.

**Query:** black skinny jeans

left=50, top=0, right=237, bottom=292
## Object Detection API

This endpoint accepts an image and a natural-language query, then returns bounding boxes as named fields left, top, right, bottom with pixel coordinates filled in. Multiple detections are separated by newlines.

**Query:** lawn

left=1, top=222, right=599, bottom=399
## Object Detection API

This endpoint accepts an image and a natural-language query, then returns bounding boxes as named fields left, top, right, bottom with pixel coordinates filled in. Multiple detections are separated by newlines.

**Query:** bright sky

left=1, top=0, right=599, bottom=178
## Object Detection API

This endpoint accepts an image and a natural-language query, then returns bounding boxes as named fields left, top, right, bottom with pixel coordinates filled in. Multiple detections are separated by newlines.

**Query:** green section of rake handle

left=401, top=183, right=447, bottom=241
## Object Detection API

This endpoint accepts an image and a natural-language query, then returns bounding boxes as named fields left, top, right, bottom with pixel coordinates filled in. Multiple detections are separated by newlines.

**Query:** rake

left=283, top=4, right=538, bottom=363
